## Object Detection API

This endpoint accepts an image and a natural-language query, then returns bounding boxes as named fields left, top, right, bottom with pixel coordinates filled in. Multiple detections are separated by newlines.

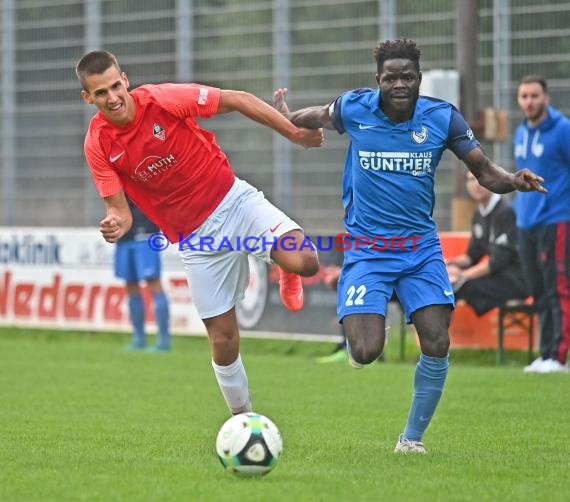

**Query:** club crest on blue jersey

left=411, top=126, right=428, bottom=144
left=153, top=122, right=166, bottom=141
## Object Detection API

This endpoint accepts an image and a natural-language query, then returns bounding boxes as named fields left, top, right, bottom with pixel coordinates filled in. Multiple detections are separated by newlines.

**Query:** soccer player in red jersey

left=76, top=50, right=323, bottom=415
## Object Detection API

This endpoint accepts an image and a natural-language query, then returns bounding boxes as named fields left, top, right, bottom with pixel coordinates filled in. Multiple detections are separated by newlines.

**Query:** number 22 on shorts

left=345, top=284, right=366, bottom=306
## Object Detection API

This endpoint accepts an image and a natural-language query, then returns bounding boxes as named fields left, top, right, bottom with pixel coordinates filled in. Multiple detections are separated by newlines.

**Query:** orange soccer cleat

left=278, top=268, right=304, bottom=312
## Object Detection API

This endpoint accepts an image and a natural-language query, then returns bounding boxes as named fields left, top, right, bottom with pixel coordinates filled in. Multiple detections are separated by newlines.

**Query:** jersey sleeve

left=329, top=95, right=345, bottom=134
left=446, top=106, right=480, bottom=159
left=84, top=129, right=123, bottom=198
left=488, top=205, right=519, bottom=273
left=145, top=83, right=221, bottom=119
left=466, top=231, right=485, bottom=265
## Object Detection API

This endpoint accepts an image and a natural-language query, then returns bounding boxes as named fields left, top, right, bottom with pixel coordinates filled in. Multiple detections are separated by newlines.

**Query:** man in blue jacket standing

left=514, top=75, right=570, bottom=374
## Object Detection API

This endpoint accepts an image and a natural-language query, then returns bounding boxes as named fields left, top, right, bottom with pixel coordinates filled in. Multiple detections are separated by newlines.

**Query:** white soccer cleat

left=231, top=393, right=253, bottom=415
left=394, top=434, right=427, bottom=454
left=523, top=357, right=546, bottom=373
left=535, top=359, right=570, bottom=374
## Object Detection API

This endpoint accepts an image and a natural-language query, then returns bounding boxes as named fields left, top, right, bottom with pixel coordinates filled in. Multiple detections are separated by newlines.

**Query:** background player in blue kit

left=115, top=197, right=171, bottom=352
left=273, top=38, right=546, bottom=453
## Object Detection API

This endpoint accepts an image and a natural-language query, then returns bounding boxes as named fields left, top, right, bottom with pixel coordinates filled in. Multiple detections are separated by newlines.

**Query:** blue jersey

left=330, top=89, right=478, bottom=253
left=513, top=106, right=570, bottom=229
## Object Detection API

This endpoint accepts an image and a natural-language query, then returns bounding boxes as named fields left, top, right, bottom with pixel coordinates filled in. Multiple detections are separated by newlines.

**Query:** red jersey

left=84, top=83, right=235, bottom=242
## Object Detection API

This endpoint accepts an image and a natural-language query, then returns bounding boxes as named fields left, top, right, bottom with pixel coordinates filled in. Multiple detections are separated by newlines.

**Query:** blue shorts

left=337, top=244, right=454, bottom=322
left=114, top=240, right=161, bottom=283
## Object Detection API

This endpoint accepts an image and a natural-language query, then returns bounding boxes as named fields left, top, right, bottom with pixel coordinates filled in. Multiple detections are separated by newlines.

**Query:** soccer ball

left=215, top=412, right=283, bottom=477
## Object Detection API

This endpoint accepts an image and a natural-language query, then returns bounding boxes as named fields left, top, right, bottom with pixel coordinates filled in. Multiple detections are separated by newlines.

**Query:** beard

left=526, top=103, right=547, bottom=123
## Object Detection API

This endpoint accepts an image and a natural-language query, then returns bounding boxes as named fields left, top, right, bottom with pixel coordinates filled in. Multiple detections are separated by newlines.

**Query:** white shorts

left=179, top=177, right=301, bottom=319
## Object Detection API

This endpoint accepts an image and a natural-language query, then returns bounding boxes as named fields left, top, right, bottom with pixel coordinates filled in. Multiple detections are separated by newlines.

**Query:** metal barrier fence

left=2, top=0, right=570, bottom=233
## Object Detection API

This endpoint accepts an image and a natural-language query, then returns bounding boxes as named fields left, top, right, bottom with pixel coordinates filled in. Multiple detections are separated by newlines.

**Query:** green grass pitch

left=1, top=327, right=569, bottom=502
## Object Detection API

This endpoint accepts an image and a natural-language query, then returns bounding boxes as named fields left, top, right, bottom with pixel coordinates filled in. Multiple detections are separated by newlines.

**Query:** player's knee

left=209, top=329, right=229, bottom=344
left=287, top=252, right=319, bottom=277
left=210, top=330, right=239, bottom=360
left=422, top=335, right=449, bottom=358
left=351, top=348, right=383, bottom=365
left=204, top=320, right=238, bottom=349
left=349, top=341, right=384, bottom=365
left=299, top=254, right=319, bottom=277
left=146, top=277, right=163, bottom=295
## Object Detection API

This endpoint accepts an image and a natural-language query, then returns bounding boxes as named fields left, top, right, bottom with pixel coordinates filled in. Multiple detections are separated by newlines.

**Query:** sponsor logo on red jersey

left=132, top=154, right=177, bottom=182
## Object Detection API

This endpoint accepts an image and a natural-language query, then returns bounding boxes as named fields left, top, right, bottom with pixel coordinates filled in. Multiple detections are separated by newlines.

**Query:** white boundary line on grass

left=174, top=329, right=343, bottom=343
left=239, top=330, right=343, bottom=343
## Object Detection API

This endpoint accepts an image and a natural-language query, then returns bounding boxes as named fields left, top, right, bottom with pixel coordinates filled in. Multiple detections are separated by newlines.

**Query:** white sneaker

left=523, top=357, right=546, bottom=373
left=535, top=359, right=570, bottom=374
left=394, top=434, right=427, bottom=454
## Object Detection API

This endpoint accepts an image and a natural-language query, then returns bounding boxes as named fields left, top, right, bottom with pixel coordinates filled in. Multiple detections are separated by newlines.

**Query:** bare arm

left=323, top=265, right=341, bottom=291
left=446, top=254, right=472, bottom=287
left=445, top=253, right=473, bottom=268
left=272, top=88, right=335, bottom=130
left=462, top=146, right=546, bottom=194
left=461, top=260, right=492, bottom=281
left=448, top=258, right=492, bottom=291
left=216, top=89, right=323, bottom=148
left=100, top=190, right=133, bottom=243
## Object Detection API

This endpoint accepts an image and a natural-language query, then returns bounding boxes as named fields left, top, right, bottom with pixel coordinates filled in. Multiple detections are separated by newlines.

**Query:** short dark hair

left=518, top=75, right=548, bottom=93
left=75, top=50, right=121, bottom=90
left=373, top=39, right=421, bottom=73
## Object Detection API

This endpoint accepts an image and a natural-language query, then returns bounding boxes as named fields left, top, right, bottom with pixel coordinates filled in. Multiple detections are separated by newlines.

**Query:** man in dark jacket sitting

left=446, top=171, right=529, bottom=315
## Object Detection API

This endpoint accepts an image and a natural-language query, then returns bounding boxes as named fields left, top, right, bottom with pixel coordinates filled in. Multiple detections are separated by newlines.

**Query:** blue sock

left=128, top=294, right=145, bottom=346
left=153, top=292, right=170, bottom=348
left=403, top=353, right=449, bottom=441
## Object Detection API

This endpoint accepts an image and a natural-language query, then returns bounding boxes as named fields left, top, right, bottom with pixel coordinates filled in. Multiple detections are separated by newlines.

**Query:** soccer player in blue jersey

left=273, top=39, right=546, bottom=453
left=115, top=197, right=171, bottom=352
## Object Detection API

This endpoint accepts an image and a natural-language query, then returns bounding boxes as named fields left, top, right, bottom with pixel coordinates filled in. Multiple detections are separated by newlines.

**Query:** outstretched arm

left=462, top=146, right=546, bottom=194
left=100, top=190, right=133, bottom=243
left=272, top=88, right=335, bottom=130
left=217, top=89, right=323, bottom=149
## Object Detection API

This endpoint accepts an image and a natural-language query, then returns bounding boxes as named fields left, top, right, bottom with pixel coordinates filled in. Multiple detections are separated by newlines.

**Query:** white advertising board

left=0, top=227, right=206, bottom=334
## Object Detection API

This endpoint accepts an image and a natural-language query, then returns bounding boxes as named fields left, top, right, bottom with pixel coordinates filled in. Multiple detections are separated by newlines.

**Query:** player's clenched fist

left=100, top=215, right=125, bottom=243
left=295, top=127, right=324, bottom=149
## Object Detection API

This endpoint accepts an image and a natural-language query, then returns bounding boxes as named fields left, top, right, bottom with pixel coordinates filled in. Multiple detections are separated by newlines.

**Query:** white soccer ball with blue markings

left=215, top=412, right=283, bottom=476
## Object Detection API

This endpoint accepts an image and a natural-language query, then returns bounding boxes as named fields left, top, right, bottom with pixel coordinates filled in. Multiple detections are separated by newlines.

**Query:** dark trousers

left=455, top=270, right=528, bottom=316
left=518, top=222, right=570, bottom=363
